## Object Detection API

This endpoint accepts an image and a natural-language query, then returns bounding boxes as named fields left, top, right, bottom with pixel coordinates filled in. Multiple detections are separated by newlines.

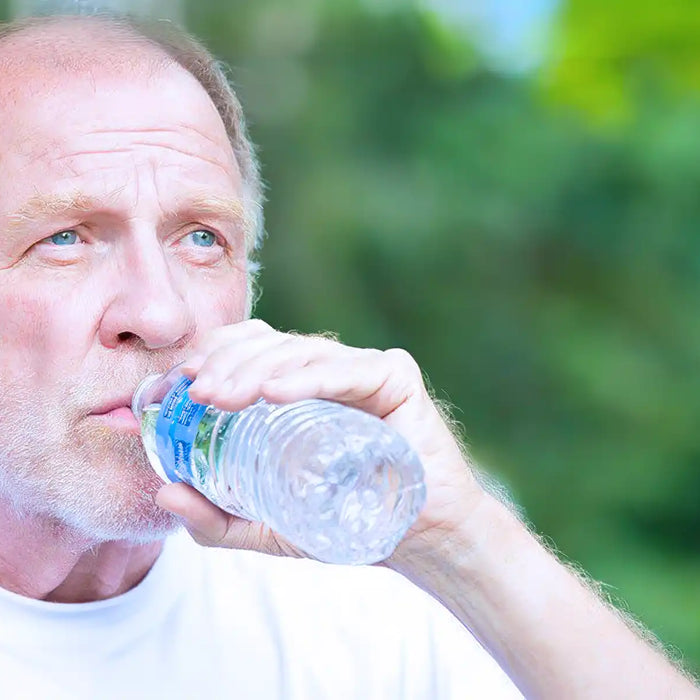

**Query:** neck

left=0, top=500, right=163, bottom=603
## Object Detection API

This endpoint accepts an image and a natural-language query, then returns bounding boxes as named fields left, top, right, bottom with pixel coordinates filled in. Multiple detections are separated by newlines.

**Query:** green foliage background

left=200, top=0, right=700, bottom=670
left=2, top=0, right=699, bottom=673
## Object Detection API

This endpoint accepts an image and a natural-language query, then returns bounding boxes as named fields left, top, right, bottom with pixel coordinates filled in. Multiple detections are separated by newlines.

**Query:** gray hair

left=0, top=12, right=265, bottom=307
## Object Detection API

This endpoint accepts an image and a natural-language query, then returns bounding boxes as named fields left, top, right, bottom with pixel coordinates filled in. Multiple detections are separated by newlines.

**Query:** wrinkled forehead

left=2, top=64, right=223, bottom=138
left=0, top=21, right=237, bottom=175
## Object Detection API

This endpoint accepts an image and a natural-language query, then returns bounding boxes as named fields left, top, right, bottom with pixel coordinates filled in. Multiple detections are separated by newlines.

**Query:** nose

left=98, top=242, right=195, bottom=351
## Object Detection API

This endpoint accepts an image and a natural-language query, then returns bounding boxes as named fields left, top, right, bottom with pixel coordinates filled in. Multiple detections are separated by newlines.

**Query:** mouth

left=90, top=397, right=141, bottom=434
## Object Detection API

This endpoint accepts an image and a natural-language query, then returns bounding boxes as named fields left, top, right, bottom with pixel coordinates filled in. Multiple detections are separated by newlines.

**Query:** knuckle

left=196, top=325, right=233, bottom=351
left=308, top=334, right=337, bottom=352
left=290, top=330, right=328, bottom=345
left=288, top=331, right=340, bottom=357
left=383, top=347, right=425, bottom=396
left=245, top=318, right=271, bottom=333
left=310, top=330, right=340, bottom=343
left=383, top=347, right=418, bottom=373
left=195, top=320, right=277, bottom=359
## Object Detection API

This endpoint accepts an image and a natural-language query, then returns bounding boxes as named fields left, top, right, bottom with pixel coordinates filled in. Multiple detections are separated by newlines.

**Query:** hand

left=155, top=319, right=488, bottom=569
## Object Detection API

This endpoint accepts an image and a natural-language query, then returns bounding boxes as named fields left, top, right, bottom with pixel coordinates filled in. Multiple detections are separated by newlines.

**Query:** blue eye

left=189, top=230, right=217, bottom=247
left=49, top=231, right=79, bottom=246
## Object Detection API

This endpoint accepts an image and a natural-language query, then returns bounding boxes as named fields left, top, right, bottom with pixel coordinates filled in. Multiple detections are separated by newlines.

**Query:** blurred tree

left=185, top=1, right=700, bottom=668
left=10, top=0, right=183, bottom=21
left=542, top=0, right=700, bottom=121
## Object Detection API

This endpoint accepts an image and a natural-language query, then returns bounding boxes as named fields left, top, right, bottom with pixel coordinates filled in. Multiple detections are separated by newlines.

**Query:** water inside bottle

left=139, top=404, right=168, bottom=482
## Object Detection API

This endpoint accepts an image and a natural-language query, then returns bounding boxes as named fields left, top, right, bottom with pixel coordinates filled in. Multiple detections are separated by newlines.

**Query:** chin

left=63, top=461, right=185, bottom=544
left=66, top=499, right=184, bottom=545
left=43, top=444, right=183, bottom=544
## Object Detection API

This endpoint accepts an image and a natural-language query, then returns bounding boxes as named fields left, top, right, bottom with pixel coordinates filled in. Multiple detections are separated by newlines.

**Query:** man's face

left=0, top=56, right=248, bottom=542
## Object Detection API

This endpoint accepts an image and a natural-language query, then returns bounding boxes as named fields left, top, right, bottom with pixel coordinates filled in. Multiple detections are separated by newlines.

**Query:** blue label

left=155, top=376, right=208, bottom=484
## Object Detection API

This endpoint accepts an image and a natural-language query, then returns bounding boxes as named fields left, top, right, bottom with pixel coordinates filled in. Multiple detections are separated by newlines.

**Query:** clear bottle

left=131, top=365, right=426, bottom=565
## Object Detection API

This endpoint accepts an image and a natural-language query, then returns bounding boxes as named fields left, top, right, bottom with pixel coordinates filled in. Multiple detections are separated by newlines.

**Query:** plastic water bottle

left=131, top=365, right=426, bottom=564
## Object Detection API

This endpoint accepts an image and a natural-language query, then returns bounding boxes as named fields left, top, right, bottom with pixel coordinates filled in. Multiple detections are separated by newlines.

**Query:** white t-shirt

left=0, top=530, right=522, bottom=699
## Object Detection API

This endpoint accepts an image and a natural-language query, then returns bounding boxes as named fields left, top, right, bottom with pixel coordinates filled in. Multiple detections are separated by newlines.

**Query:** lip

left=90, top=398, right=141, bottom=433
left=92, top=395, right=135, bottom=416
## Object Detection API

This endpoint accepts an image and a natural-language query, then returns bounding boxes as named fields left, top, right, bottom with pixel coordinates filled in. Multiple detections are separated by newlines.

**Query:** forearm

left=390, top=494, right=699, bottom=699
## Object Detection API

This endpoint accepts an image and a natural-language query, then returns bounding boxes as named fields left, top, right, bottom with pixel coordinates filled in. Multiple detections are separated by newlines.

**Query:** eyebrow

left=164, top=194, right=249, bottom=230
left=8, top=191, right=100, bottom=228
left=6, top=190, right=251, bottom=237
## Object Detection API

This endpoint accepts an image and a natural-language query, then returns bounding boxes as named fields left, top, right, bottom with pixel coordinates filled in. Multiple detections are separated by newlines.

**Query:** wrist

left=386, top=491, right=521, bottom=601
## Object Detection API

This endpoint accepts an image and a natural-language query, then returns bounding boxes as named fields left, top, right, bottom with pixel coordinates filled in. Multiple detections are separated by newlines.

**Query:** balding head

left=0, top=13, right=264, bottom=262
left=0, top=14, right=167, bottom=73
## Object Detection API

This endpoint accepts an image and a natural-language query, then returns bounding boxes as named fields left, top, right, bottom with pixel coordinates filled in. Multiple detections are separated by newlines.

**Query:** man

left=0, top=12, right=696, bottom=699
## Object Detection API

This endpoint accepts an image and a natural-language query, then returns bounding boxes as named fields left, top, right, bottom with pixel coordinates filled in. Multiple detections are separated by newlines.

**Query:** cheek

left=0, top=284, right=97, bottom=378
left=187, top=273, right=248, bottom=328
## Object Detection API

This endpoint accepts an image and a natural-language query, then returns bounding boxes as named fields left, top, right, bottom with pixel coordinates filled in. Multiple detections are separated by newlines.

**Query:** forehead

left=0, top=43, right=241, bottom=225
left=0, top=22, right=238, bottom=179
left=3, top=71, right=233, bottom=161
left=1, top=64, right=229, bottom=149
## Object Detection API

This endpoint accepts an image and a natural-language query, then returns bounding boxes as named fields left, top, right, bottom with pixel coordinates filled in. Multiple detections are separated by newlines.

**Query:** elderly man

left=0, top=12, right=696, bottom=699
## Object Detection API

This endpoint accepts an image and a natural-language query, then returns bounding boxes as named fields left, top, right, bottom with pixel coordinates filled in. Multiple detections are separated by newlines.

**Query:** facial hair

left=0, top=362, right=182, bottom=544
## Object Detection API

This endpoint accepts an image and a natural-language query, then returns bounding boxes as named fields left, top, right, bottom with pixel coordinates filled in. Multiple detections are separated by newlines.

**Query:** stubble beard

left=0, top=384, right=182, bottom=545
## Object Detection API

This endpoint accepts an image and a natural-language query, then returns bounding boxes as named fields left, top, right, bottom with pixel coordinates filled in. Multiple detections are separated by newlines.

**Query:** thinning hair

left=0, top=11, right=265, bottom=308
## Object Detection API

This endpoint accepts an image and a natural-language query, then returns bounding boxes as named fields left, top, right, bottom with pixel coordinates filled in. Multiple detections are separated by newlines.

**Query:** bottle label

left=155, top=376, right=208, bottom=484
